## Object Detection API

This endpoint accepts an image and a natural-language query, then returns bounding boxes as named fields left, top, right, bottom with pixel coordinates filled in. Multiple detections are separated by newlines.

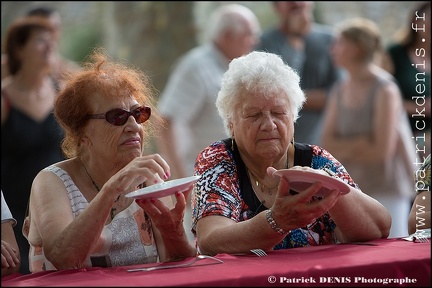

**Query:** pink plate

left=273, top=169, right=351, bottom=197
left=125, top=175, right=200, bottom=200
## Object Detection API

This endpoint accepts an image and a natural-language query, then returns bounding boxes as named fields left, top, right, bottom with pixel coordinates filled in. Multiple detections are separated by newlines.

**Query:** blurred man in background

left=255, top=1, right=341, bottom=145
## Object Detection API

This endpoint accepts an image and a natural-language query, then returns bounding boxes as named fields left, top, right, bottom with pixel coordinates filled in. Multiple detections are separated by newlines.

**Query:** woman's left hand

left=135, top=185, right=193, bottom=236
left=267, top=166, right=342, bottom=231
left=136, top=184, right=197, bottom=261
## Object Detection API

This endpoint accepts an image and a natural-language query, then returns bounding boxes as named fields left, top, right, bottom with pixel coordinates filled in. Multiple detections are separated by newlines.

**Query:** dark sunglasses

left=85, top=106, right=151, bottom=126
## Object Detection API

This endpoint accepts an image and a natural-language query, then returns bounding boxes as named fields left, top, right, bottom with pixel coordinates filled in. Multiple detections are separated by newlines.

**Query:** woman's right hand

left=103, top=153, right=171, bottom=200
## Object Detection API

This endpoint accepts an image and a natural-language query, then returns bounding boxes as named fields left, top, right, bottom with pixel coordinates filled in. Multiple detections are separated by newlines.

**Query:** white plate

left=273, top=169, right=351, bottom=197
left=125, top=175, right=201, bottom=200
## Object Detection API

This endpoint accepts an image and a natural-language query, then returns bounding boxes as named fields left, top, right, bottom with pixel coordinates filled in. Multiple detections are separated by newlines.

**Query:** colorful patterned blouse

left=192, top=140, right=359, bottom=250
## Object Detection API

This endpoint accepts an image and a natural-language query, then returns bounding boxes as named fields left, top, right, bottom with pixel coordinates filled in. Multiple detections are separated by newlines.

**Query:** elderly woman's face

left=84, top=93, right=145, bottom=167
left=231, top=91, right=293, bottom=160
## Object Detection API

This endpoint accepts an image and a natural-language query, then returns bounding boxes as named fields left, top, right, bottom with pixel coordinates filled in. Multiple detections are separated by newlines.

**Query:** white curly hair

left=216, top=51, right=306, bottom=137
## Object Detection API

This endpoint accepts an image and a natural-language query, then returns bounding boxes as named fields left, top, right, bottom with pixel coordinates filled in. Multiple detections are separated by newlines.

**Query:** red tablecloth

left=2, top=238, right=430, bottom=287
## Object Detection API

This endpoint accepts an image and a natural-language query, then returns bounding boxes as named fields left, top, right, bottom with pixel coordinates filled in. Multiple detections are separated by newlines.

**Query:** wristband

left=265, top=209, right=288, bottom=235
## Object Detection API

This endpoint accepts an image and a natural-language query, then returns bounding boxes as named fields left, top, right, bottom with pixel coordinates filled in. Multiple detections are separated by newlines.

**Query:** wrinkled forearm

left=43, top=192, right=113, bottom=270
left=329, top=188, right=392, bottom=243
left=158, top=229, right=196, bottom=262
left=197, top=213, right=286, bottom=256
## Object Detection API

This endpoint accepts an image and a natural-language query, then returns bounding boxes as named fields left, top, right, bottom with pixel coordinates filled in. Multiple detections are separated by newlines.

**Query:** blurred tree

left=104, top=2, right=197, bottom=94
left=102, top=2, right=196, bottom=153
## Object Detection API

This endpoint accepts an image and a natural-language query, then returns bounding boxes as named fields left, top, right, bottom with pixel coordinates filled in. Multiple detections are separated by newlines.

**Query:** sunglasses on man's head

left=86, top=106, right=151, bottom=126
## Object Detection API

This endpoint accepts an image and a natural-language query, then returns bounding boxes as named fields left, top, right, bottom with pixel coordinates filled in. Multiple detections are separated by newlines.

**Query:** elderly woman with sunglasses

left=23, top=49, right=196, bottom=273
left=192, top=51, right=391, bottom=255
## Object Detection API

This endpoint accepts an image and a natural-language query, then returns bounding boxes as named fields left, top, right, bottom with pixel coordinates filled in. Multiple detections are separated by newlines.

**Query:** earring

left=291, top=135, right=294, bottom=144
left=231, top=138, right=235, bottom=151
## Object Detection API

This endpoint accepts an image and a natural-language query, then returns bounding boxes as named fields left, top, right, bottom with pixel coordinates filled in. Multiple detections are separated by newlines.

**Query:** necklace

left=247, top=145, right=290, bottom=196
left=247, top=170, right=279, bottom=195
left=82, top=162, right=120, bottom=220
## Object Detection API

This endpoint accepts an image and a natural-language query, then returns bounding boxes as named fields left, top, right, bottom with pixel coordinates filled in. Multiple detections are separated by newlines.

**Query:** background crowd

left=1, top=1, right=430, bottom=277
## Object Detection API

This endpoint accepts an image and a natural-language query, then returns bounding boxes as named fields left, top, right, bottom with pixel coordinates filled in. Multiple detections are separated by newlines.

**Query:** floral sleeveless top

left=25, top=165, right=158, bottom=272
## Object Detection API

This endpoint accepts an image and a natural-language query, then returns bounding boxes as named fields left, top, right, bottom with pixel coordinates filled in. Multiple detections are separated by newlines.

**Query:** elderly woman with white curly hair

left=191, top=51, right=391, bottom=255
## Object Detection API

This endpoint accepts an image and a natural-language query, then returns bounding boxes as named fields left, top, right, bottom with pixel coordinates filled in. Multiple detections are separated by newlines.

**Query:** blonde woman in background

left=381, top=2, right=430, bottom=159
left=321, top=18, right=416, bottom=238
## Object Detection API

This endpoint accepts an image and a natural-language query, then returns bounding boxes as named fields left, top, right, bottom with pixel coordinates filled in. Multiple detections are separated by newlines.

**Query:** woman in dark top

left=1, top=16, right=65, bottom=274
